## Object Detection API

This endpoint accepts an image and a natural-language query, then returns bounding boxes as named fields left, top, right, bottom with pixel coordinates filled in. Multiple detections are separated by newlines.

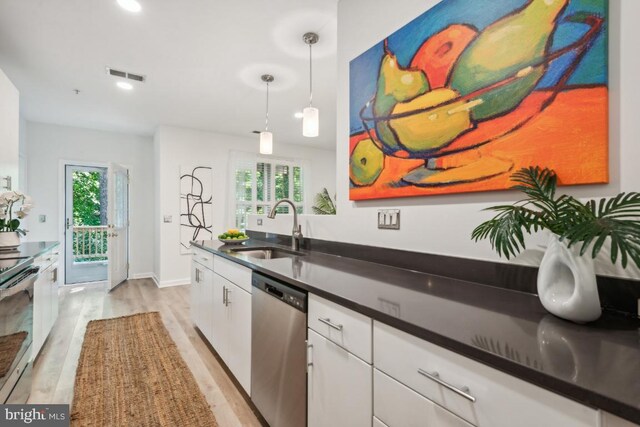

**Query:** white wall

left=154, top=125, right=336, bottom=285
left=26, top=122, right=154, bottom=278
left=248, top=0, right=640, bottom=281
left=0, top=67, right=19, bottom=190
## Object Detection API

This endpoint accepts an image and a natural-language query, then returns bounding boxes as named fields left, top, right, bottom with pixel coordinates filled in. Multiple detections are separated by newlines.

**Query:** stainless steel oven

left=0, top=262, right=39, bottom=403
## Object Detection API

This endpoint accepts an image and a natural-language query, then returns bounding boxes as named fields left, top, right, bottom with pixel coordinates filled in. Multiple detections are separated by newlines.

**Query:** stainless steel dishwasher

left=251, top=272, right=307, bottom=427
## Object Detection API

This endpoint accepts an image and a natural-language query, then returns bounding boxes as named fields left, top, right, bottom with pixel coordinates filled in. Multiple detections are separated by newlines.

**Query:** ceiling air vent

left=106, top=67, right=146, bottom=83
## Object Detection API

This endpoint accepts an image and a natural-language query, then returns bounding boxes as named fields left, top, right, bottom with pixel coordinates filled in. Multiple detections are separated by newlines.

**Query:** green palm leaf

left=471, top=167, right=640, bottom=270
left=563, top=192, right=640, bottom=268
left=312, top=188, right=336, bottom=215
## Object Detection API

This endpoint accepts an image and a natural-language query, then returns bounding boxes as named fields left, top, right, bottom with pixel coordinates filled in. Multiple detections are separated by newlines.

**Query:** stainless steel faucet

left=268, top=199, right=303, bottom=251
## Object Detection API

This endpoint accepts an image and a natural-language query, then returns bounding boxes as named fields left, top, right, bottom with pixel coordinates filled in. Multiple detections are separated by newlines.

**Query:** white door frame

left=57, top=159, right=132, bottom=285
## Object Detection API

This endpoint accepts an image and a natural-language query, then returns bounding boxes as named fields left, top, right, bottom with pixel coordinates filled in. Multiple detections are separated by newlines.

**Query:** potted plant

left=472, top=167, right=640, bottom=323
left=0, top=191, right=32, bottom=249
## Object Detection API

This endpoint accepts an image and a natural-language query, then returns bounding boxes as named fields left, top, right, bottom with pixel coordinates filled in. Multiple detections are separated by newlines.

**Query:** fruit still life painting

left=349, top=0, right=609, bottom=201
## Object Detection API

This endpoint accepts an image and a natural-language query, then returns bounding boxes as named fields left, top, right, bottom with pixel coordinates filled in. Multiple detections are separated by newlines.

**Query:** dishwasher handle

left=265, top=284, right=284, bottom=299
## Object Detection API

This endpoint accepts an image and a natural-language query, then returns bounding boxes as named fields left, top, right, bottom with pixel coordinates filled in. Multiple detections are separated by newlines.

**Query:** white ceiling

left=0, top=0, right=338, bottom=149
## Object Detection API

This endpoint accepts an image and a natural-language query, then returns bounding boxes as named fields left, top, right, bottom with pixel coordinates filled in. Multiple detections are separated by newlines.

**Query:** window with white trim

left=232, top=156, right=306, bottom=230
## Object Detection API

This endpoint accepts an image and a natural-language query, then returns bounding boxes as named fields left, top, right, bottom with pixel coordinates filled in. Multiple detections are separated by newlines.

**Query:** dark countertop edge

left=191, top=241, right=640, bottom=424
left=0, top=241, right=60, bottom=283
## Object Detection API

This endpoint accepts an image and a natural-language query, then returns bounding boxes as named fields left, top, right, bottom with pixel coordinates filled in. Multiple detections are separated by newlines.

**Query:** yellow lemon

left=389, top=88, right=471, bottom=153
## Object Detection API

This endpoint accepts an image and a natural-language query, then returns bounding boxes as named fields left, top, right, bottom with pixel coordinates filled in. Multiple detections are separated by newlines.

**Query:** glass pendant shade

left=303, top=107, right=319, bottom=137
left=260, top=131, right=273, bottom=155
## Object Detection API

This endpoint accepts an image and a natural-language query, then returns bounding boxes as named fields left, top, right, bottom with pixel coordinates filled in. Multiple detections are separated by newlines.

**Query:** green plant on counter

left=472, top=166, right=640, bottom=268
left=312, top=188, right=336, bottom=215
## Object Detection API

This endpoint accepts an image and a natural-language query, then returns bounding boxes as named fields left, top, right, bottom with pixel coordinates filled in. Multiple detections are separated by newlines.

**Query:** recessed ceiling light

left=294, top=112, right=304, bottom=119
left=116, top=81, right=133, bottom=90
left=117, top=0, right=142, bottom=13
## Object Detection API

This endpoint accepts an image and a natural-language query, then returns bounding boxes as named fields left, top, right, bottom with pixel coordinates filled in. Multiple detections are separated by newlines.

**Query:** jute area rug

left=71, top=312, right=218, bottom=427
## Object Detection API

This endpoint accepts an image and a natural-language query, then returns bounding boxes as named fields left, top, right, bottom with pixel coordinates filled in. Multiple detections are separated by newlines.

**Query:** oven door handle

left=0, top=271, right=39, bottom=301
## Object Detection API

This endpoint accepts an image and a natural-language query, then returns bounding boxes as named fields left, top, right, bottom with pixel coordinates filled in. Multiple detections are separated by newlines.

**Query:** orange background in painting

left=349, top=86, right=609, bottom=200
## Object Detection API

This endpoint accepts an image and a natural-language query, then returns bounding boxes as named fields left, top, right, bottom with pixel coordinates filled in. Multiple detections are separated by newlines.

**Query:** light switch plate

left=163, top=215, right=172, bottom=223
left=378, top=209, right=400, bottom=230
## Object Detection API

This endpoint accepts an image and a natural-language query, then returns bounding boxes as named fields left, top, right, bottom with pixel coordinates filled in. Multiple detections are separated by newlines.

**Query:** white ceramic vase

left=537, top=234, right=601, bottom=323
left=0, top=231, right=20, bottom=249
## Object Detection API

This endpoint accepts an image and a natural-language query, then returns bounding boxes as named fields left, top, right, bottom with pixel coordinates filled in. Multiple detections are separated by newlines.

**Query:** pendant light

left=260, top=74, right=274, bottom=155
left=303, top=32, right=319, bottom=137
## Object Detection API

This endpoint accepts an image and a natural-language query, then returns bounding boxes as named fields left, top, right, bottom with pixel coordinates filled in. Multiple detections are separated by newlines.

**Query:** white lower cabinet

left=307, top=329, right=372, bottom=427
left=602, top=413, right=640, bottom=427
left=374, top=368, right=472, bottom=427
left=374, top=321, right=598, bottom=427
left=32, top=251, right=59, bottom=359
left=190, top=253, right=252, bottom=395
left=215, top=272, right=252, bottom=393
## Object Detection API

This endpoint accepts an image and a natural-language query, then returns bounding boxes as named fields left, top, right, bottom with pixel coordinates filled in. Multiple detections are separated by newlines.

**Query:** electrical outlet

left=257, top=219, right=263, bottom=226
left=378, top=209, right=400, bottom=230
left=163, top=215, right=172, bottom=223
left=39, top=215, right=46, bottom=223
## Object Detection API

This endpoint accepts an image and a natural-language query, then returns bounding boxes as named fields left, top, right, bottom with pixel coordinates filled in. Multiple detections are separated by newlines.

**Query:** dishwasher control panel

left=252, top=273, right=307, bottom=312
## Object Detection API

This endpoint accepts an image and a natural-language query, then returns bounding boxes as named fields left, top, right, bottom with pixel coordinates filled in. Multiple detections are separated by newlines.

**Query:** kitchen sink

left=230, top=246, right=306, bottom=260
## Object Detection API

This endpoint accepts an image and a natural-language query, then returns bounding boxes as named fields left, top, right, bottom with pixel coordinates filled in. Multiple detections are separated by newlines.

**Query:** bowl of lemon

left=218, top=229, right=250, bottom=245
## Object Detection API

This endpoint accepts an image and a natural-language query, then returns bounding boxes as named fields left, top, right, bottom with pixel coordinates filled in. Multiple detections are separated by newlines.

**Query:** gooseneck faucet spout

left=268, top=199, right=303, bottom=251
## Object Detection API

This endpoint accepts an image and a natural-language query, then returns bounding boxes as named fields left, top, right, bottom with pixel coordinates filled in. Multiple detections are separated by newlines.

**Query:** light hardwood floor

left=29, top=278, right=262, bottom=427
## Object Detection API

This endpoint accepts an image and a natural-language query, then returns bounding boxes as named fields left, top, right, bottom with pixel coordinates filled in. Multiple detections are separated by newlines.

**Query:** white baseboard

left=132, top=272, right=155, bottom=280
left=153, top=276, right=191, bottom=288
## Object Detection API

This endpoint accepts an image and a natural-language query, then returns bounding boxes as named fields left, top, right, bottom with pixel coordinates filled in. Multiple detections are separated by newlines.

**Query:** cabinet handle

left=222, top=286, right=227, bottom=305
left=417, top=368, right=476, bottom=403
left=318, top=317, right=343, bottom=331
left=195, top=269, right=199, bottom=283
left=225, top=288, right=231, bottom=306
left=201, top=257, right=208, bottom=262
left=306, top=340, right=313, bottom=372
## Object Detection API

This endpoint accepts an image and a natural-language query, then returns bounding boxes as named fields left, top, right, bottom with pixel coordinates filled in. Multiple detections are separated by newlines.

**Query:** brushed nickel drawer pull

left=318, top=317, right=343, bottom=331
left=417, top=368, right=476, bottom=403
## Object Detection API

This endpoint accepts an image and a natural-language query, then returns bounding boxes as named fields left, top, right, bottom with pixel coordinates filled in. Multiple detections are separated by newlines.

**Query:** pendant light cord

left=265, top=81, right=269, bottom=131
left=308, top=42, right=313, bottom=107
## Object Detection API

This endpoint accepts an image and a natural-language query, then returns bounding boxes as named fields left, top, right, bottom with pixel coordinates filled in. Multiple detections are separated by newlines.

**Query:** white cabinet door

left=210, top=272, right=227, bottom=358
left=373, top=417, right=389, bottom=427
left=50, top=264, right=59, bottom=324
left=226, top=282, right=252, bottom=394
left=32, top=272, right=46, bottom=358
left=200, top=267, right=215, bottom=343
left=308, top=329, right=372, bottom=427
left=602, top=413, right=640, bottom=427
left=190, top=262, right=204, bottom=326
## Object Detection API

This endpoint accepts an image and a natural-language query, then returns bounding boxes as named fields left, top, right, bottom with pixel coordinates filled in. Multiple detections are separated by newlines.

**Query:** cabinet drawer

left=192, top=247, right=214, bottom=271
left=374, top=321, right=598, bottom=427
left=213, top=255, right=251, bottom=293
left=374, top=368, right=472, bottom=427
left=308, top=294, right=372, bottom=363
left=35, top=250, right=58, bottom=271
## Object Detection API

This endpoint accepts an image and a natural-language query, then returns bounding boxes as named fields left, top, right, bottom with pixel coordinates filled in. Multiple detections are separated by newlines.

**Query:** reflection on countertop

left=192, top=239, right=640, bottom=423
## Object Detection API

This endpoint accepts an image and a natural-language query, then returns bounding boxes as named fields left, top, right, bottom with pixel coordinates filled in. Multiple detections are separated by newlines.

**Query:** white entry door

left=107, top=163, right=129, bottom=290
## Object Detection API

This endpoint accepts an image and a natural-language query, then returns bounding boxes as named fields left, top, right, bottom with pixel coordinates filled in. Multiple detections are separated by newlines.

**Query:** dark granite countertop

left=192, top=239, right=640, bottom=424
left=0, top=241, right=60, bottom=284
